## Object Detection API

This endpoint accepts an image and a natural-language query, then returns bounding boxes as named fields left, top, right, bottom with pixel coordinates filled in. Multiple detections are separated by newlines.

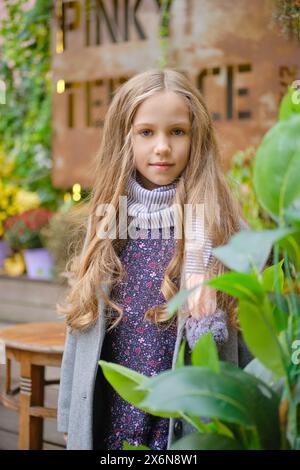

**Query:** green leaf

left=244, top=358, right=276, bottom=387
left=191, top=332, right=220, bottom=373
left=287, top=377, right=300, bottom=449
left=98, top=360, right=148, bottom=406
left=285, top=198, right=300, bottom=229
left=253, top=114, right=300, bottom=221
left=261, top=260, right=284, bottom=293
left=170, top=432, right=243, bottom=450
left=137, top=362, right=280, bottom=449
left=207, top=272, right=264, bottom=303
left=122, top=440, right=150, bottom=450
left=279, top=85, right=300, bottom=121
left=138, top=367, right=252, bottom=427
left=267, top=293, right=290, bottom=314
left=218, top=362, right=281, bottom=450
left=212, top=228, right=292, bottom=273
left=270, top=302, right=289, bottom=334
left=175, top=339, right=186, bottom=369
left=98, top=360, right=178, bottom=418
left=211, top=419, right=235, bottom=439
left=179, top=413, right=215, bottom=434
left=278, top=231, right=300, bottom=270
left=238, top=300, right=287, bottom=378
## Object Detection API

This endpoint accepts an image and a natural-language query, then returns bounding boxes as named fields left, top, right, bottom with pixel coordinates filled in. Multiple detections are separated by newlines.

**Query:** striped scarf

left=127, top=174, right=178, bottom=229
left=126, top=174, right=212, bottom=273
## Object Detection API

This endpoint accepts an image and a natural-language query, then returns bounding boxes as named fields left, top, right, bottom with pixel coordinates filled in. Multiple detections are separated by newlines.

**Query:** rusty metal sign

left=51, top=0, right=300, bottom=188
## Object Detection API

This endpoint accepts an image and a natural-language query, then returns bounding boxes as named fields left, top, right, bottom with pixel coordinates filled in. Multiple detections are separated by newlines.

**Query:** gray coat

left=57, top=281, right=252, bottom=450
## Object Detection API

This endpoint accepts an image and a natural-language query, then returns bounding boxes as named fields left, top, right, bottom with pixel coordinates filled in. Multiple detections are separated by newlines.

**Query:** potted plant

left=4, top=207, right=54, bottom=280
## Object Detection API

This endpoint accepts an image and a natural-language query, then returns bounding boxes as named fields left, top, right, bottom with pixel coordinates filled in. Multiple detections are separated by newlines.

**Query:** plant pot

left=23, top=248, right=54, bottom=280
left=0, top=239, right=11, bottom=269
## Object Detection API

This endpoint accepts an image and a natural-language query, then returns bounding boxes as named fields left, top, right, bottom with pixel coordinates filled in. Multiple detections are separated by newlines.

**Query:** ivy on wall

left=0, top=0, right=64, bottom=210
left=273, top=0, right=300, bottom=41
left=158, top=0, right=173, bottom=68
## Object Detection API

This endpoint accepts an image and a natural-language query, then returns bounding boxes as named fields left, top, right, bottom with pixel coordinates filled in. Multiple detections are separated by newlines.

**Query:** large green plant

left=227, top=84, right=300, bottom=230
left=0, top=0, right=64, bottom=210
left=98, top=87, right=300, bottom=450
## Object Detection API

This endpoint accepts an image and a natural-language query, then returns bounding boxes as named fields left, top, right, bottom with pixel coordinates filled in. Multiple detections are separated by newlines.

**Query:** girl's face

left=132, top=91, right=191, bottom=190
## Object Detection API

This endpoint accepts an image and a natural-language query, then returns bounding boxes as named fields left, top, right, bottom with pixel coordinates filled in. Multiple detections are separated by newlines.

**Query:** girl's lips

left=149, top=164, right=174, bottom=171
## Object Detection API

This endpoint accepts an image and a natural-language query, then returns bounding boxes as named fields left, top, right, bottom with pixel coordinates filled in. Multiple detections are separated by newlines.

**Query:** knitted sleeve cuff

left=184, top=308, right=229, bottom=351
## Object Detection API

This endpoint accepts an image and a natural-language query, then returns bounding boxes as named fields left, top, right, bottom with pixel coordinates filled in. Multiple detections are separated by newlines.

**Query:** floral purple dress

left=94, top=226, right=179, bottom=450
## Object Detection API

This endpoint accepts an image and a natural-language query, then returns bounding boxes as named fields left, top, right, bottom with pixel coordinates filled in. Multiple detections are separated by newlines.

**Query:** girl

left=57, top=68, right=252, bottom=450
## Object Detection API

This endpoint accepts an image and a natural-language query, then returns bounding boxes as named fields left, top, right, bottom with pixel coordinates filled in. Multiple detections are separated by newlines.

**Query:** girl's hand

left=185, top=273, right=216, bottom=320
left=63, top=433, right=68, bottom=444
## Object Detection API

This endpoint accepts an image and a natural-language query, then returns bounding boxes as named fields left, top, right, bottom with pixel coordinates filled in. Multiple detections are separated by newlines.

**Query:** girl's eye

left=139, top=128, right=185, bottom=137
left=140, top=129, right=152, bottom=137
left=173, top=128, right=185, bottom=135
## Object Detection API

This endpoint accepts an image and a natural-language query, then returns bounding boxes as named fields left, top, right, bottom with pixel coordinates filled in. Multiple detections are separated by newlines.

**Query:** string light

left=57, top=79, right=65, bottom=94
left=72, top=183, right=81, bottom=201
left=56, top=30, right=64, bottom=54
left=56, top=0, right=64, bottom=54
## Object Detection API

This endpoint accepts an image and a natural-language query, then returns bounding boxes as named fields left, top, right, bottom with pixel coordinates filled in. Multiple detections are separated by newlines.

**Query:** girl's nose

left=154, top=138, right=171, bottom=155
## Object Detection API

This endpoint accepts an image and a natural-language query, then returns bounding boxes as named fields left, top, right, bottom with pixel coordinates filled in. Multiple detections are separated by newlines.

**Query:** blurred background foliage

left=273, top=0, right=300, bottom=41
left=0, top=0, right=65, bottom=211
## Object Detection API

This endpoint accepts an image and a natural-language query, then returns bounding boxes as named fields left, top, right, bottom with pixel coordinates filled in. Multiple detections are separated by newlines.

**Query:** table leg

left=5, top=357, right=11, bottom=394
left=19, top=357, right=45, bottom=450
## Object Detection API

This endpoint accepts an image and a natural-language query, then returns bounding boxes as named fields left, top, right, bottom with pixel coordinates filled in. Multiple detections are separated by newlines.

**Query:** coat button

left=173, top=419, right=183, bottom=437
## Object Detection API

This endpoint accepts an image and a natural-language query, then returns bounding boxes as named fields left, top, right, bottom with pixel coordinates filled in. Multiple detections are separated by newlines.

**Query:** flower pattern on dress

left=98, top=226, right=179, bottom=450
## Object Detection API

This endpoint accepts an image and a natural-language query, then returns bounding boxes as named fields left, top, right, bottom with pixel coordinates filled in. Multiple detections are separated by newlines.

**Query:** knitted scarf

left=127, top=174, right=178, bottom=229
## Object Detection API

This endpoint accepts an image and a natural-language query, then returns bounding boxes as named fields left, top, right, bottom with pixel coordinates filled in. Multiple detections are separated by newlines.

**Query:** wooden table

left=0, top=322, right=65, bottom=450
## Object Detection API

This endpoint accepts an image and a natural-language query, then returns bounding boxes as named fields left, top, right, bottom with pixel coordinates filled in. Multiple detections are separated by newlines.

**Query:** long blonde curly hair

left=57, top=68, right=242, bottom=334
